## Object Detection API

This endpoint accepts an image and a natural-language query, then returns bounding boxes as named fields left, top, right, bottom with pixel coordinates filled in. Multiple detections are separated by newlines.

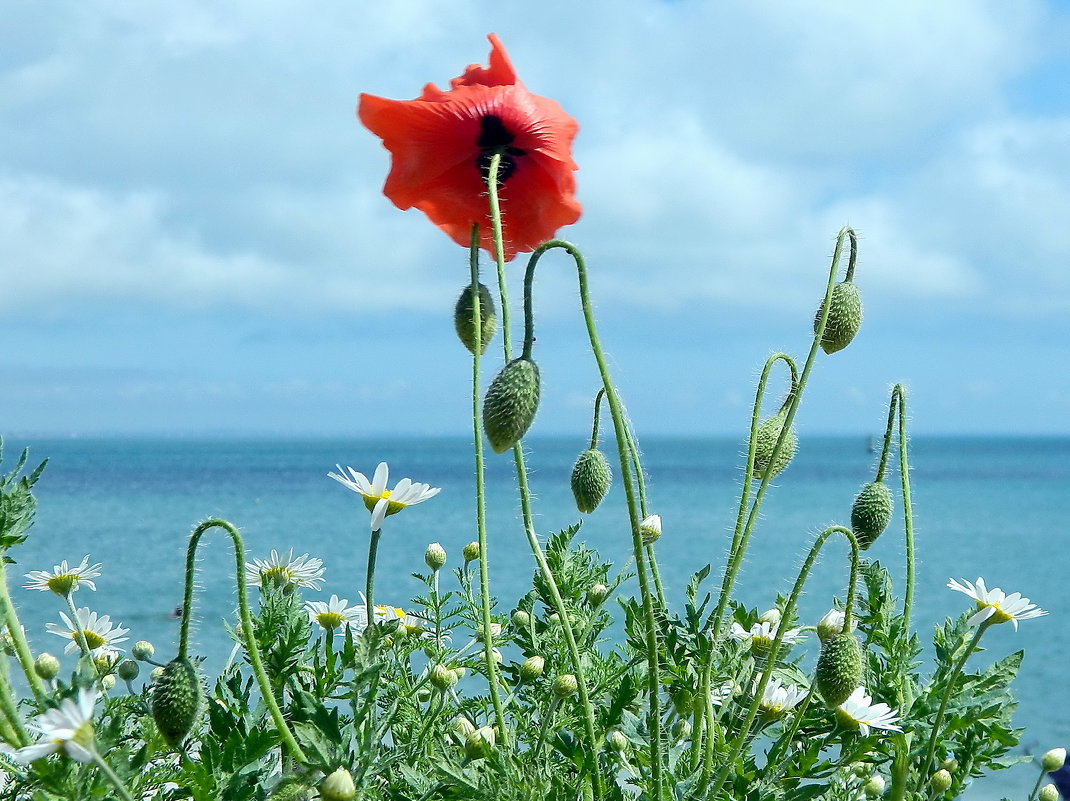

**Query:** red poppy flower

left=358, top=34, right=581, bottom=261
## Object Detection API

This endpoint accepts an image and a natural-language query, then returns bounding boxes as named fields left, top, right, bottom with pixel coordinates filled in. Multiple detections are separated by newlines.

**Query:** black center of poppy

left=477, top=115, right=527, bottom=188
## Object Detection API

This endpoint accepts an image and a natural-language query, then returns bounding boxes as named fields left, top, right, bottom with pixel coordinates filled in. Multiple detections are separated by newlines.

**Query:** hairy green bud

left=553, top=673, right=579, bottom=698
left=851, top=481, right=894, bottom=550
left=816, top=280, right=863, bottom=354
left=519, top=655, right=545, bottom=681
left=815, top=633, right=863, bottom=708
left=483, top=357, right=540, bottom=453
left=570, top=449, right=612, bottom=514
left=752, top=410, right=797, bottom=480
left=151, top=657, right=203, bottom=747
left=424, top=542, right=447, bottom=571
left=462, top=541, right=481, bottom=562
left=454, top=282, right=497, bottom=355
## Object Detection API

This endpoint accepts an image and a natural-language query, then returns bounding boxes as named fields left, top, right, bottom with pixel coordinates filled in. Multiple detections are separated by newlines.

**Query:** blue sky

left=1, top=0, right=1068, bottom=437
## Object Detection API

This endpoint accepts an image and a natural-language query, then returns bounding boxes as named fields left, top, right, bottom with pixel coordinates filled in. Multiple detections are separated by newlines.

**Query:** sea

left=3, top=435, right=1067, bottom=799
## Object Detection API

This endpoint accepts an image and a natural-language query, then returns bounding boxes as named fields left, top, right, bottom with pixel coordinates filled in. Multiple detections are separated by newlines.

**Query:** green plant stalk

left=0, top=559, right=47, bottom=705
left=467, top=222, right=509, bottom=744
left=63, top=593, right=103, bottom=683
left=705, top=525, right=861, bottom=797
left=589, top=388, right=606, bottom=450
left=695, top=351, right=796, bottom=771
left=525, top=239, right=663, bottom=801
left=889, top=733, right=912, bottom=801
left=699, top=227, right=856, bottom=781
left=91, top=750, right=137, bottom=801
left=0, top=671, right=28, bottom=747
left=1027, top=760, right=1049, bottom=801
left=484, top=157, right=603, bottom=799
left=179, top=519, right=307, bottom=764
left=918, top=621, right=990, bottom=783
left=365, top=528, right=382, bottom=634
left=894, top=386, right=916, bottom=636
left=623, top=415, right=666, bottom=611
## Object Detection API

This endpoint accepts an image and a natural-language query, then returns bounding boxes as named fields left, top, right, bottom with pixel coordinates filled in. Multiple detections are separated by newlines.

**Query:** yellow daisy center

left=76, top=630, right=106, bottom=650
left=47, top=574, right=80, bottom=595
left=977, top=600, right=1013, bottom=624
left=316, top=612, right=344, bottom=630
left=261, top=566, right=294, bottom=588
left=361, top=490, right=407, bottom=517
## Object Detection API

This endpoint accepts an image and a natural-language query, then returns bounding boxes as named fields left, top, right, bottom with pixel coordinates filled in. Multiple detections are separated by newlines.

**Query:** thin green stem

left=525, top=239, right=661, bottom=800
left=468, top=222, right=508, bottom=744
left=1027, top=761, right=1048, bottom=801
left=181, top=519, right=307, bottom=764
left=91, top=750, right=137, bottom=801
left=918, top=622, right=989, bottom=783
left=63, top=594, right=102, bottom=685
left=0, top=560, right=47, bottom=705
left=0, top=672, right=28, bottom=747
left=483, top=164, right=602, bottom=797
left=589, top=388, right=606, bottom=450
left=365, top=528, right=382, bottom=628
left=706, top=525, right=860, bottom=796
left=894, top=386, right=916, bottom=634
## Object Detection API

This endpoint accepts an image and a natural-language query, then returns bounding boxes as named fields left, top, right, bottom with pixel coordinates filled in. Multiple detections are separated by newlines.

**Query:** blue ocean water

left=4, top=435, right=1068, bottom=799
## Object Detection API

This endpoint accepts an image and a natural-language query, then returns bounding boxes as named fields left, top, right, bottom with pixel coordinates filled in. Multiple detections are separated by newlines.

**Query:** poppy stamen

left=477, top=115, right=526, bottom=187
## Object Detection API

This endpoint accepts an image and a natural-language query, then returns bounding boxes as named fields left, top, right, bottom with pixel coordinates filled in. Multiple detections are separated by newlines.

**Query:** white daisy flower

left=24, top=557, right=102, bottom=597
left=329, top=462, right=440, bottom=530
left=46, top=608, right=129, bottom=657
left=947, top=577, right=1047, bottom=630
left=757, top=677, right=808, bottom=720
left=304, top=595, right=364, bottom=631
left=245, top=549, right=325, bottom=591
left=836, top=687, right=903, bottom=736
left=730, top=620, right=806, bottom=657
left=14, top=688, right=98, bottom=763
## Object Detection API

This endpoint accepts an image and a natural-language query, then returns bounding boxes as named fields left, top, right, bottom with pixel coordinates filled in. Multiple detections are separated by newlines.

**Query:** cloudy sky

left=2, top=0, right=1068, bottom=437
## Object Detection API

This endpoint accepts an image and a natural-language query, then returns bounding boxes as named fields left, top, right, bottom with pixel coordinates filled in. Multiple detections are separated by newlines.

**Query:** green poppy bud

left=553, top=673, right=579, bottom=698
left=424, top=542, right=447, bottom=571
left=483, top=357, right=540, bottom=453
left=34, top=652, right=60, bottom=681
left=454, top=282, right=497, bottom=355
left=752, top=410, right=798, bottom=480
left=1043, top=748, right=1067, bottom=772
left=151, top=657, right=203, bottom=747
left=570, top=449, right=612, bottom=514
left=815, top=633, right=863, bottom=708
left=319, top=767, right=356, bottom=801
left=851, top=481, right=894, bottom=550
left=1040, top=786, right=1059, bottom=801
left=816, top=280, right=863, bottom=354
left=519, top=655, right=545, bottom=681
left=930, top=770, right=952, bottom=794
left=270, top=777, right=315, bottom=801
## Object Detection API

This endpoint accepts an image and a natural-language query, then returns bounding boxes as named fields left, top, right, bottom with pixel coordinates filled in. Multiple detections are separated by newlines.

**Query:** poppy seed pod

left=752, top=410, right=798, bottom=480
left=815, top=633, right=863, bottom=708
left=483, top=357, right=541, bottom=453
left=454, top=282, right=497, bottom=355
left=571, top=448, right=612, bottom=513
left=851, top=481, right=894, bottom=550
left=816, top=281, right=863, bottom=355
left=151, top=657, right=203, bottom=747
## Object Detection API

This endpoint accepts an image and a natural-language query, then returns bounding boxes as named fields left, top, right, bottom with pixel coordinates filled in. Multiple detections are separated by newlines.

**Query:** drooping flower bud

left=319, top=767, right=356, bottom=801
left=815, top=633, right=863, bottom=708
left=586, top=583, right=610, bottom=606
left=816, top=281, right=863, bottom=355
left=462, top=542, right=481, bottom=562
left=483, top=357, right=541, bottom=453
left=424, top=542, right=447, bottom=571
left=930, top=769, right=952, bottom=794
left=34, top=652, right=60, bottom=681
left=752, top=409, right=797, bottom=480
left=454, top=282, right=497, bottom=355
left=151, top=657, right=204, bottom=747
left=570, top=449, right=612, bottom=514
left=519, top=655, right=545, bottom=681
left=430, top=664, right=459, bottom=691
left=640, top=514, right=662, bottom=546
left=1042, top=748, right=1067, bottom=772
left=851, top=482, right=894, bottom=550
left=1040, top=786, right=1059, bottom=801
left=553, top=674, right=579, bottom=698
left=132, top=640, right=155, bottom=661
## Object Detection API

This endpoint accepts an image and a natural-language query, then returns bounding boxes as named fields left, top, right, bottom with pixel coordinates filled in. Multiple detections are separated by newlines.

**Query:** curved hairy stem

left=180, top=518, right=307, bottom=764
